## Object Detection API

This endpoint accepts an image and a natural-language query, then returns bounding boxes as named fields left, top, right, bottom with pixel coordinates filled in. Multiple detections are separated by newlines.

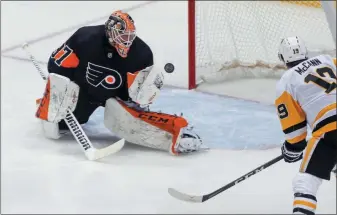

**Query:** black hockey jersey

left=47, top=25, right=153, bottom=104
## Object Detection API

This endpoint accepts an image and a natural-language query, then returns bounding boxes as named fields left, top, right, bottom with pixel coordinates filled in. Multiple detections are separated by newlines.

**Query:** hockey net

left=189, top=1, right=336, bottom=89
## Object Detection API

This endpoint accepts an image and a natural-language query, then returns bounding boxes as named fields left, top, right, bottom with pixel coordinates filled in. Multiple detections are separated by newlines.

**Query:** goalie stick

left=22, top=42, right=125, bottom=161
left=168, top=155, right=283, bottom=203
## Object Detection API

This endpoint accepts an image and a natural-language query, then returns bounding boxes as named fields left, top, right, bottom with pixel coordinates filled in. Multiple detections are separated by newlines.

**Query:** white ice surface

left=1, top=1, right=336, bottom=214
left=2, top=57, right=336, bottom=214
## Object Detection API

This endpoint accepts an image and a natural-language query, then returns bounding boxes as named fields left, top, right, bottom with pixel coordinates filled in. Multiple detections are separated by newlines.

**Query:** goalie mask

left=105, top=10, right=136, bottom=58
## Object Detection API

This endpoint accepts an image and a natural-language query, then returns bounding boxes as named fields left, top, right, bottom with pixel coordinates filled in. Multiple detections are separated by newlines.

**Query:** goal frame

left=188, top=0, right=196, bottom=89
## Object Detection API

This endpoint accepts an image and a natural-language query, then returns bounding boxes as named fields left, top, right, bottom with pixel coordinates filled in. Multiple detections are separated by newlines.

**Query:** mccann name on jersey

left=294, top=58, right=322, bottom=75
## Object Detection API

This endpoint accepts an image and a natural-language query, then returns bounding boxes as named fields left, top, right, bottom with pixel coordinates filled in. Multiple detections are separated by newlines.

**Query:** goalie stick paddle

left=22, top=42, right=125, bottom=161
left=168, top=155, right=283, bottom=203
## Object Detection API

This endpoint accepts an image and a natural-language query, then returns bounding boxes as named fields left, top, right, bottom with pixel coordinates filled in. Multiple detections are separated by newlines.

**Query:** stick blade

left=168, top=188, right=203, bottom=203
left=86, top=138, right=125, bottom=160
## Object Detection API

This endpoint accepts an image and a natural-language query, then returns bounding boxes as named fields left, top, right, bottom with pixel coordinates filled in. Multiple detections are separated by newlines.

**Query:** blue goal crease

left=87, top=88, right=284, bottom=150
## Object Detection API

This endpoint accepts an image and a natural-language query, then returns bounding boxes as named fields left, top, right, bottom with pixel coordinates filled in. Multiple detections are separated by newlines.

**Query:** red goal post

left=188, top=0, right=336, bottom=90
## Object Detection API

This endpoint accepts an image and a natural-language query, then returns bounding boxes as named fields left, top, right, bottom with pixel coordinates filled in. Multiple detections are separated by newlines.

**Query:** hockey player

left=276, top=36, right=336, bottom=215
left=35, top=10, right=203, bottom=155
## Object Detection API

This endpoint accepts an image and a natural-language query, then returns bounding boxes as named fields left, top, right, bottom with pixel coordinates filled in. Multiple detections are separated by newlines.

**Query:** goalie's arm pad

left=47, top=29, right=81, bottom=81
left=36, top=73, right=80, bottom=123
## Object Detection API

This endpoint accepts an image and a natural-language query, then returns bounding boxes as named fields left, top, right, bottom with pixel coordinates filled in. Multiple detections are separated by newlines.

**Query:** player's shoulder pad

left=132, top=36, right=154, bottom=64
left=71, top=25, right=105, bottom=47
left=276, top=68, right=293, bottom=97
left=319, top=54, right=336, bottom=65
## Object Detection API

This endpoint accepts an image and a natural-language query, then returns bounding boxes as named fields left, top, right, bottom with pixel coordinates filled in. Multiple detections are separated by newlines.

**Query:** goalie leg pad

left=103, top=98, right=202, bottom=155
left=36, top=98, right=68, bottom=139
left=40, top=120, right=62, bottom=139
left=36, top=73, right=79, bottom=123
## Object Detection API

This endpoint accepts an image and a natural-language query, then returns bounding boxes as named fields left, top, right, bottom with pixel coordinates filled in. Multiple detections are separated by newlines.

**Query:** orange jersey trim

left=52, top=45, right=79, bottom=68
left=127, top=71, right=139, bottom=89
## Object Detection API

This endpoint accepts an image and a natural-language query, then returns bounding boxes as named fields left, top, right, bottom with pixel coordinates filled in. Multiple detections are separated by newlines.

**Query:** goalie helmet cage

left=188, top=0, right=336, bottom=90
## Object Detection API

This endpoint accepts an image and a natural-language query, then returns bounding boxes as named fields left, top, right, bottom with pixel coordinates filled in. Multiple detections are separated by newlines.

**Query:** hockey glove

left=281, top=141, right=304, bottom=163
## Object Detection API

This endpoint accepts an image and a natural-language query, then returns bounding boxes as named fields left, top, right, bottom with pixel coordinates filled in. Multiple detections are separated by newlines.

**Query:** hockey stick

left=168, top=154, right=283, bottom=203
left=22, top=42, right=125, bottom=161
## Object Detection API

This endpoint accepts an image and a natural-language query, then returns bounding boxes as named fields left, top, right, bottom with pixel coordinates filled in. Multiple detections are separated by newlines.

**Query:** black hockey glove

left=281, top=141, right=305, bottom=163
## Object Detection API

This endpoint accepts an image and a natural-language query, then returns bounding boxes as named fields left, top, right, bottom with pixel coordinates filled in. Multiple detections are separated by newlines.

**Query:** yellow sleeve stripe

left=333, top=58, right=336, bottom=66
left=287, top=132, right=307, bottom=144
left=275, top=91, right=306, bottom=130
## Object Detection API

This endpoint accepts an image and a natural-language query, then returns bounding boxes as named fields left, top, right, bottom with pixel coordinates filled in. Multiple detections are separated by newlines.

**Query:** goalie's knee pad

left=103, top=98, right=204, bottom=155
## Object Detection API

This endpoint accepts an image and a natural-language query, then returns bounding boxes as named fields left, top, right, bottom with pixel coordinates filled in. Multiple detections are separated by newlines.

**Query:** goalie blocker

left=35, top=10, right=204, bottom=155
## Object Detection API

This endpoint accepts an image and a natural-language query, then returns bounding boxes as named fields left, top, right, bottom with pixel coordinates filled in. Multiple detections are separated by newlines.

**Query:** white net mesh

left=195, top=1, right=336, bottom=85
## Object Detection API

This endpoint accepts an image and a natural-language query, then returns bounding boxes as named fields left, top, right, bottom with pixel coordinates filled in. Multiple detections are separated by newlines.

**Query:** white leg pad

left=103, top=98, right=174, bottom=152
left=39, top=120, right=62, bottom=139
left=36, top=98, right=64, bottom=140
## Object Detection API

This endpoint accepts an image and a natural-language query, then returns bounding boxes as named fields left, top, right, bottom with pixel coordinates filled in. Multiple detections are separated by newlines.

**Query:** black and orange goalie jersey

left=47, top=25, right=153, bottom=104
left=275, top=55, right=336, bottom=146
